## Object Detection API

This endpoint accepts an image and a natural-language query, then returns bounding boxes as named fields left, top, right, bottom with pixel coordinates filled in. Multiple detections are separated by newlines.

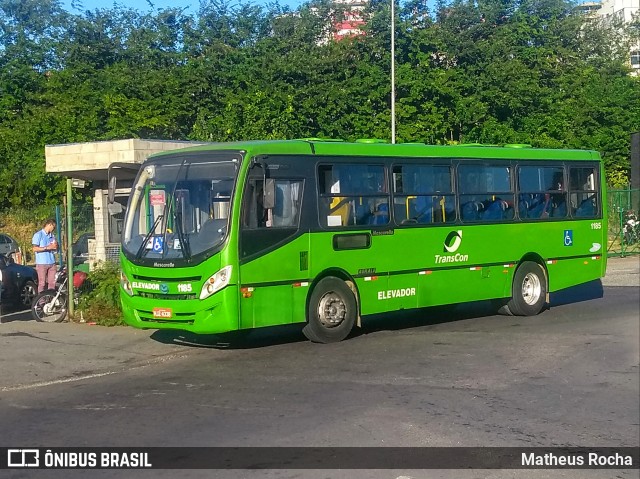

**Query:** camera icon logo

left=7, top=449, right=40, bottom=467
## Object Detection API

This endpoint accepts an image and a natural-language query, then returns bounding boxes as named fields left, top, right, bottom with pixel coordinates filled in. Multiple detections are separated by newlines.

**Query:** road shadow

left=356, top=299, right=501, bottom=337
left=548, top=279, right=604, bottom=307
left=151, top=280, right=606, bottom=349
left=359, top=280, right=605, bottom=337
left=149, top=302, right=499, bottom=349
left=150, top=323, right=307, bottom=350
left=0, top=304, right=32, bottom=323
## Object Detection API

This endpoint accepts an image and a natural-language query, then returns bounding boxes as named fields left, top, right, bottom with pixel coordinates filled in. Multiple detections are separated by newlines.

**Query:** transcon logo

left=436, top=230, right=468, bottom=263
left=434, top=253, right=469, bottom=264
left=443, top=230, right=463, bottom=253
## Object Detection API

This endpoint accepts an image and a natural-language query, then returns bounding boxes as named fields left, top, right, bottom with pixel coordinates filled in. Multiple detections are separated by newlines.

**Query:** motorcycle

left=623, top=210, right=639, bottom=246
left=31, top=267, right=87, bottom=322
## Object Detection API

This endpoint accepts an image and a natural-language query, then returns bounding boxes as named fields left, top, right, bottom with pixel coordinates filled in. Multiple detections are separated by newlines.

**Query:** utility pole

left=391, top=0, right=396, bottom=144
left=66, top=178, right=74, bottom=319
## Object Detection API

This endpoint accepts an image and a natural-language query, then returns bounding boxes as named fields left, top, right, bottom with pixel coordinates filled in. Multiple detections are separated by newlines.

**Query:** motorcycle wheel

left=624, top=230, right=634, bottom=245
left=32, top=289, right=68, bottom=323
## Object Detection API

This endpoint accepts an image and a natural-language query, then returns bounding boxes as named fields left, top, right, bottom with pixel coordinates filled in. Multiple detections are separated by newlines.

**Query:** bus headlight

left=121, top=272, right=133, bottom=296
left=200, top=266, right=232, bottom=300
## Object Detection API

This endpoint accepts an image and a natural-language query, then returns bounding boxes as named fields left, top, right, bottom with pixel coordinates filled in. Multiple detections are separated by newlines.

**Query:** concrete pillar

left=93, top=189, right=108, bottom=265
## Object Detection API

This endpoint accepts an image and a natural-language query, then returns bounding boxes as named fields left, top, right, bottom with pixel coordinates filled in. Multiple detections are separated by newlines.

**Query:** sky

left=61, top=0, right=307, bottom=14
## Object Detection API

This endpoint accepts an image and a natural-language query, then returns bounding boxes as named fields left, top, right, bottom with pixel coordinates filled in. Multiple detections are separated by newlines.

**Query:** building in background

left=332, top=0, right=368, bottom=41
left=577, top=0, right=640, bottom=75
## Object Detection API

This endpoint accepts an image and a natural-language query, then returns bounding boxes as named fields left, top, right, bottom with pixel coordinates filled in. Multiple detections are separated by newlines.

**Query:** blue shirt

left=32, top=229, right=56, bottom=265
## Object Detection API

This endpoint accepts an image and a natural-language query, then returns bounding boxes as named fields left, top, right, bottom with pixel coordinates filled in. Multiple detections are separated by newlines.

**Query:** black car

left=0, top=254, right=38, bottom=307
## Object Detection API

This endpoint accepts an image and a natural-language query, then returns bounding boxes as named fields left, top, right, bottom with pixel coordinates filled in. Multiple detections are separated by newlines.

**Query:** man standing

left=32, top=219, right=58, bottom=293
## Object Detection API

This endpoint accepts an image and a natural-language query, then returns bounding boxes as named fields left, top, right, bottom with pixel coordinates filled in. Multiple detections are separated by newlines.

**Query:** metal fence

left=607, top=189, right=640, bottom=257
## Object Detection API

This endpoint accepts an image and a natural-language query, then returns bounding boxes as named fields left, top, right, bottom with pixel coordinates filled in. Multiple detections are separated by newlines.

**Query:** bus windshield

left=122, top=154, right=239, bottom=262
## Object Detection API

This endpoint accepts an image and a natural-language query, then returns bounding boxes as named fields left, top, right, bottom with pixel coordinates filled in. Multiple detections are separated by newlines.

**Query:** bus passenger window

left=458, top=165, right=513, bottom=222
left=569, top=167, right=598, bottom=218
left=517, top=166, right=566, bottom=220
left=393, top=165, right=454, bottom=224
left=319, top=164, right=389, bottom=228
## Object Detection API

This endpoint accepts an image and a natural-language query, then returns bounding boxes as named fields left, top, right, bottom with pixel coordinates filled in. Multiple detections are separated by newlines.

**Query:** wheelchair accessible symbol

left=564, top=230, right=573, bottom=246
left=152, top=236, right=164, bottom=253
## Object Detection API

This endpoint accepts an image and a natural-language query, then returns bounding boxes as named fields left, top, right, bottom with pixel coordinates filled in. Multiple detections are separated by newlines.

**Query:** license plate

left=152, top=307, right=172, bottom=319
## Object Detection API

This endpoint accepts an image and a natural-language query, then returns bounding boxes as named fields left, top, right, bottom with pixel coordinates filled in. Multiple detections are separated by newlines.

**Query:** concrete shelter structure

left=45, top=139, right=204, bottom=266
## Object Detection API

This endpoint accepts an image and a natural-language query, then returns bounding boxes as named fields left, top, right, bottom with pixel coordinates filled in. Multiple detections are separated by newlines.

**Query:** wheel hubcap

left=521, top=273, right=541, bottom=305
left=22, top=286, right=35, bottom=305
left=317, top=291, right=347, bottom=328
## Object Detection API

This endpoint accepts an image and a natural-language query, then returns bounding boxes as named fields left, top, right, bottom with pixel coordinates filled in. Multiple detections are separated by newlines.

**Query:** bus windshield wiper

left=173, top=210, right=191, bottom=260
left=136, top=214, right=163, bottom=260
left=163, top=157, right=189, bottom=259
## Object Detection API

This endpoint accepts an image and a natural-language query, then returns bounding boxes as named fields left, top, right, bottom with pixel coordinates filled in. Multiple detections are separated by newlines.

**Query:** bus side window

left=517, top=166, right=565, bottom=220
left=242, top=180, right=268, bottom=228
left=319, top=164, right=388, bottom=227
left=393, top=164, right=454, bottom=225
left=272, top=180, right=303, bottom=227
left=243, top=179, right=303, bottom=228
left=458, top=165, right=513, bottom=222
left=569, top=167, right=598, bottom=218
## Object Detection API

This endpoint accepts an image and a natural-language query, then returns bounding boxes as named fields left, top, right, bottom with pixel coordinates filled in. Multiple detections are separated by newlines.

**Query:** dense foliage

left=77, top=260, right=123, bottom=325
left=1, top=0, right=638, bottom=210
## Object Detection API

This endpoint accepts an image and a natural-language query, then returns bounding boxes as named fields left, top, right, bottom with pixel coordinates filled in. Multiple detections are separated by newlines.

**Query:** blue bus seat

left=552, top=201, right=567, bottom=218
left=354, top=200, right=371, bottom=225
left=483, top=199, right=507, bottom=220
left=462, top=201, right=483, bottom=220
left=575, top=198, right=595, bottom=217
left=370, top=203, right=389, bottom=225
left=528, top=194, right=551, bottom=218
left=518, top=195, right=531, bottom=218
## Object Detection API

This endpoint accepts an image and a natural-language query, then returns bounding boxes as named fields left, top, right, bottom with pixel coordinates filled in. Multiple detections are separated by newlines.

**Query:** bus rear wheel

left=303, top=276, right=356, bottom=343
left=507, top=261, right=547, bottom=316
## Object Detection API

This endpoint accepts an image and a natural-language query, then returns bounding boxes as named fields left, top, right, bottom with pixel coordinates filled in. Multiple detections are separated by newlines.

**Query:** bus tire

left=303, top=276, right=356, bottom=343
left=495, top=300, right=513, bottom=316
left=507, top=261, right=547, bottom=316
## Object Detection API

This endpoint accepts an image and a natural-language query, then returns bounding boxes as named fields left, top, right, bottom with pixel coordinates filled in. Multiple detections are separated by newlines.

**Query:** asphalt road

left=0, top=260, right=638, bottom=479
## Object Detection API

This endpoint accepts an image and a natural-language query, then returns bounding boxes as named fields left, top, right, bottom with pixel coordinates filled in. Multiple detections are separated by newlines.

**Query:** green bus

left=110, top=140, right=607, bottom=343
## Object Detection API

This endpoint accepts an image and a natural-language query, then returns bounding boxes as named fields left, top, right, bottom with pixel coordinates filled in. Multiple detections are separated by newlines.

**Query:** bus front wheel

left=506, top=261, right=547, bottom=316
left=303, top=276, right=356, bottom=343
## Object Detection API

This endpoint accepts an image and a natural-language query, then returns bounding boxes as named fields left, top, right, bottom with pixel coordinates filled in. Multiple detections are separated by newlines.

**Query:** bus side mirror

left=108, top=202, right=123, bottom=215
left=107, top=162, right=140, bottom=204
left=263, top=178, right=275, bottom=209
left=108, top=175, right=117, bottom=204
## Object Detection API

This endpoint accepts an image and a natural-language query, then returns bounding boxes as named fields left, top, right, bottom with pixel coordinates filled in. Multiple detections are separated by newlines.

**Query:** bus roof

left=149, top=139, right=601, bottom=162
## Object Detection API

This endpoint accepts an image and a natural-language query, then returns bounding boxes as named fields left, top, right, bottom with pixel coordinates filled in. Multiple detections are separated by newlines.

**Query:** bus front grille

left=137, top=292, right=197, bottom=300
left=139, top=317, right=195, bottom=325
left=132, top=274, right=202, bottom=282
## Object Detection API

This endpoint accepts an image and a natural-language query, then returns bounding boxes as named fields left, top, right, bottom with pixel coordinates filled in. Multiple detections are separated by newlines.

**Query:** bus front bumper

left=120, top=285, right=240, bottom=334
